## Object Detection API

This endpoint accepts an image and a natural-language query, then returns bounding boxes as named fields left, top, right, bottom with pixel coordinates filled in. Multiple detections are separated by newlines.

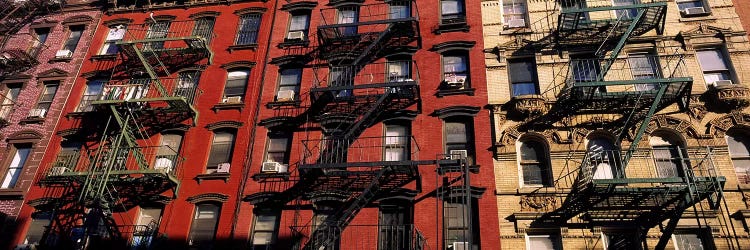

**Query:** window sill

left=0, top=188, right=24, bottom=198
left=434, top=22, right=470, bottom=34
left=89, top=54, right=118, bottom=61
left=266, top=100, right=301, bottom=108
left=48, top=57, right=73, bottom=63
left=436, top=88, right=476, bottom=97
left=252, top=172, right=291, bottom=181
left=277, top=40, right=309, bottom=48
left=19, top=117, right=45, bottom=125
left=195, top=173, right=230, bottom=183
left=228, top=44, right=258, bottom=52
left=500, top=28, right=532, bottom=35
left=679, top=12, right=713, bottom=21
left=212, top=102, right=245, bottom=112
left=65, top=112, right=89, bottom=118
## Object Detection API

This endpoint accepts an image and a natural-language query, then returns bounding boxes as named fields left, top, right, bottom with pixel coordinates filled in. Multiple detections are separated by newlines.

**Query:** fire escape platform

left=557, top=2, right=667, bottom=46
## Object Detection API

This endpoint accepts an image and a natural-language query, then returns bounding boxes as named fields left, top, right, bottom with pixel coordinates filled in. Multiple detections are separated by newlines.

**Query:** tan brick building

left=482, top=0, right=750, bottom=249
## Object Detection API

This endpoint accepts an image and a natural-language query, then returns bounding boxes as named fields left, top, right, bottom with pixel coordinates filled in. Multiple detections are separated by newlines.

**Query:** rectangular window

left=677, top=0, right=707, bottom=14
left=250, top=213, right=279, bottom=247
left=176, top=71, right=200, bottom=103
left=389, top=1, right=411, bottom=19
left=265, top=134, right=291, bottom=164
left=287, top=13, right=310, bottom=40
left=236, top=14, right=262, bottom=45
left=35, top=82, right=59, bottom=111
left=387, top=60, right=411, bottom=82
left=628, top=53, right=661, bottom=91
left=277, top=68, right=302, bottom=102
left=379, top=203, right=413, bottom=250
left=188, top=204, right=220, bottom=248
left=502, top=0, right=527, bottom=27
left=99, top=25, right=126, bottom=55
left=445, top=119, right=474, bottom=164
left=526, top=234, right=561, bottom=250
left=384, top=124, right=409, bottom=161
left=77, top=80, right=104, bottom=112
left=330, top=66, right=354, bottom=97
left=443, top=54, right=469, bottom=88
left=0, top=84, right=21, bottom=120
left=155, top=134, right=182, bottom=172
left=508, top=59, right=539, bottom=96
left=192, top=17, right=215, bottom=43
left=61, top=25, right=84, bottom=53
left=206, top=131, right=235, bottom=173
left=1, top=144, right=31, bottom=188
left=441, top=0, right=466, bottom=23
left=337, top=8, right=358, bottom=36
left=571, top=54, right=604, bottom=93
left=145, top=21, right=170, bottom=50
left=24, top=212, right=52, bottom=245
left=30, top=28, right=49, bottom=56
left=697, top=49, right=733, bottom=85
left=224, top=70, right=249, bottom=99
left=443, top=197, right=479, bottom=250
left=132, top=207, right=162, bottom=248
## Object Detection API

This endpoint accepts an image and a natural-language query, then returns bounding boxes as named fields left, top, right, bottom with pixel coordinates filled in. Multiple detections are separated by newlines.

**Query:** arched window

left=587, top=136, right=620, bottom=179
left=649, top=131, right=686, bottom=178
left=518, top=138, right=552, bottom=187
left=725, top=130, right=750, bottom=184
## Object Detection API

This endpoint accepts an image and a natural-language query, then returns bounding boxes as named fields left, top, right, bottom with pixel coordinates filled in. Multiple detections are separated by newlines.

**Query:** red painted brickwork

left=734, top=0, right=750, bottom=34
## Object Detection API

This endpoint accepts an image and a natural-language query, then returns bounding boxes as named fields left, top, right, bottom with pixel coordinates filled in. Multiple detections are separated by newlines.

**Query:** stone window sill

left=228, top=44, right=258, bottom=52
left=213, top=102, right=245, bottom=112
left=195, top=173, right=230, bottom=183
left=436, top=88, right=476, bottom=97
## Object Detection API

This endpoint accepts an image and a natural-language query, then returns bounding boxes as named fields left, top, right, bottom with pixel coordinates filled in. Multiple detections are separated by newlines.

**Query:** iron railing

left=45, top=145, right=184, bottom=177
left=301, top=136, right=420, bottom=166
left=313, top=60, right=420, bottom=94
left=290, top=224, right=426, bottom=250
left=119, top=20, right=213, bottom=48
left=318, top=1, right=419, bottom=42
left=564, top=54, right=689, bottom=92
left=97, top=77, right=201, bottom=105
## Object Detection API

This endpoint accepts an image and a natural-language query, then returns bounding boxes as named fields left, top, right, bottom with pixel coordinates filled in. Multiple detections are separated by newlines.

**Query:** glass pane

left=268, top=137, right=289, bottom=152
left=389, top=4, right=410, bottom=19
left=385, top=125, right=407, bottom=145
left=196, top=204, right=219, bottom=219
left=520, top=141, right=541, bottom=161
left=697, top=50, right=729, bottom=72
left=674, top=234, right=704, bottom=250
left=509, top=60, right=536, bottom=83
left=726, top=133, right=750, bottom=156
left=106, top=26, right=126, bottom=41
left=677, top=1, right=704, bottom=10
left=254, top=215, right=278, bottom=231
left=522, top=164, right=542, bottom=185
left=528, top=235, right=555, bottom=250
left=512, top=82, right=537, bottom=96
left=279, top=69, right=302, bottom=87
left=290, top=14, right=309, bottom=31
left=443, top=56, right=466, bottom=72
left=441, top=0, right=463, bottom=15
left=1, top=147, right=31, bottom=188
left=445, top=122, right=467, bottom=143
left=138, top=208, right=163, bottom=226
left=252, top=232, right=274, bottom=245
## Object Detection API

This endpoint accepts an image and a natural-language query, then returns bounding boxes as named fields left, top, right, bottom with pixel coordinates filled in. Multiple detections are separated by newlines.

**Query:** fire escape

left=251, top=1, right=438, bottom=249
left=537, top=0, right=726, bottom=248
left=37, top=19, right=209, bottom=249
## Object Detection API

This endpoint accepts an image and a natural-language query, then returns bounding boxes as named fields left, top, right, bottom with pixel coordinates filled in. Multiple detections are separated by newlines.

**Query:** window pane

left=268, top=137, right=289, bottom=152
left=727, top=133, right=750, bottom=156
left=445, top=122, right=467, bottom=143
left=697, top=50, right=729, bottom=72
left=192, top=18, right=215, bottom=43
left=520, top=141, right=541, bottom=161
left=443, top=56, right=467, bottom=72
left=674, top=234, right=704, bottom=250
left=225, top=71, right=249, bottom=97
left=441, top=0, right=463, bottom=15
left=528, top=235, right=555, bottom=250
left=509, top=60, right=536, bottom=84
left=289, top=14, right=309, bottom=31
left=512, top=82, right=537, bottom=96
left=522, top=164, right=543, bottom=185
left=1, top=146, right=31, bottom=188
left=279, top=69, right=302, bottom=87
left=677, top=1, right=704, bottom=10
left=252, top=232, right=274, bottom=245
left=25, top=212, right=52, bottom=244
left=63, top=26, right=84, bottom=51
left=237, top=14, right=261, bottom=45
left=254, top=215, right=278, bottom=231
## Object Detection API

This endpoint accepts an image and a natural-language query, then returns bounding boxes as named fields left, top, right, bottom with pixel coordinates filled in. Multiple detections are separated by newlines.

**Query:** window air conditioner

left=55, top=49, right=72, bottom=58
left=50, top=166, right=68, bottom=176
left=262, top=161, right=288, bottom=173
left=27, top=108, right=47, bottom=118
left=154, top=157, right=174, bottom=172
left=451, top=242, right=469, bottom=250
left=505, top=19, right=526, bottom=28
left=216, top=163, right=231, bottom=173
left=682, top=7, right=706, bottom=15
left=711, top=80, right=733, bottom=88
left=276, top=90, right=295, bottom=102
left=449, top=150, right=468, bottom=160
left=222, top=96, right=242, bottom=103
left=444, top=75, right=467, bottom=88
left=287, top=31, right=305, bottom=40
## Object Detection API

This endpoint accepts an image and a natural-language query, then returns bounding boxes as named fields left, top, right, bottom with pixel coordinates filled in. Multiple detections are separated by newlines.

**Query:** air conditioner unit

left=451, top=241, right=469, bottom=250
left=154, top=157, right=174, bottom=172
left=262, top=161, right=288, bottom=173
left=276, top=90, right=295, bottom=102
left=682, top=7, right=706, bottom=15
left=287, top=31, right=305, bottom=40
left=55, top=49, right=72, bottom=58
left=505, top=19, right=526, bottom=28
left=216, top=163, right=231, bottom=173
left=711, top=80, right=733, bottom=87
left=50, top=166, right=68, bottom=176
left=444, top=75, right=467, bottom=88
left=27, top=108, right=46, bottom=118
left=449, top=150, right=468, bottom=160
left=222, top=96, right=242, bottom=103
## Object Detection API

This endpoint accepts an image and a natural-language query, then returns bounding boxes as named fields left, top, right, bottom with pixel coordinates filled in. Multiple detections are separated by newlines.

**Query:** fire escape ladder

left=350, top=23, right=393, bottom=67
left=597, top=9, right=646, bottom=82
left=109, top=106, right=149, bottom=170
left=130, top=45, right=169, bottom=97
left=303, top=167, right=390, bottom=250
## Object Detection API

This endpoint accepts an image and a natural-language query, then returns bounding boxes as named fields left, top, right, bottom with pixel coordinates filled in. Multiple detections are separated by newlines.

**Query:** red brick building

left=0, top=1, right=101, bottom=248
left=734, top=0, right=750, bottom=36
left=9, top=0, right=501, bottom=249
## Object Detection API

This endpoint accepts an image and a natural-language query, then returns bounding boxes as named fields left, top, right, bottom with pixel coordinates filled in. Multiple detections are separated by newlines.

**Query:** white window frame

left=501, top=0, right=527, bottom=27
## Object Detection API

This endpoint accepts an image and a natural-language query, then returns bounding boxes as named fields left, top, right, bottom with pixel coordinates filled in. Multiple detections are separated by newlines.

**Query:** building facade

left=0, top=1, right=101, bottom=248
left=483, top=0, right=750, bottom=249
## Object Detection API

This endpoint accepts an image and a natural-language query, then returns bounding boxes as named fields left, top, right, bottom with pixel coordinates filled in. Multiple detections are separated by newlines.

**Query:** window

left=24, top=212, right=52, bottom=245
left=188, top=203, right=220, bottom=249
left=99, top=25, right=126, bottom=55
left=224, top=70, right=249, bottom=100
left=2, top=144, right=31, bottom=188
left=502, top=0, right=527, bottom=27
left=0, top=84, right=21, bottom=120
left=613, top=0, right=638, bottom=19
left=673, top=230, right=714, bottom=250
left=526, top=234, right=561, bottom=250
left=337, top=7, right=358, bottom=36
left=518, top=139, right=552, bottom=186
left=384, top=124, right=410, bottom=161
left=31, top=28, right=49, bottom=54
left=443, top=197, right=479, bottom=250
left=55, top=141, right=81, bottom=170
left=444, top=118, right=474, bottom=165
left=696, top=49, right=733, bottom=85
left=508, top=59, right=539, bottom=96
left=61, top=25, right=84, bottom=53
left=132, top=207, right=162, bottom=248
left=387, top=59, right=412, bottom=82
left=650, top=132, right=686, bottom=178
left=628, top=53, right=661, bottom=91
left=571, top=54, right=604, bottom=93
left=265, top=134, right=291, bottom=165
left=379, top=202, right=413, bottom=250
left=441, top=0, right=466, bottom=23
left=177, top=71, right=201, bottom=103
left=725, top=130, right=750, bottom=184
left=77, top=80, right=104, bottom=112
left=330, top=66, right=354, bottom=97
left=250, top=212, right=280, bottom=247
left=156, top=134, right=183, bottom=172
left=277, top=68, right=302, bottom=102
left=287, top=13, right=310, bottom=40
left=312, top=208, right=340, bottom=249
left=676, top=0, right=707, bottom=14
left=192, top=17, right=215, bottom=43
left=145, top=21, right=170, bottom=50
left=35, top=82, right=59, bottom=112
left=206, top=131, right=235, bottom=173
left=389, top=1, right=411, bottom=19
left=602, top=232, right=639, bottom=249
left=236, top=14, right=262, bottom=45
left=442, top=53, right=469, bottom=89
left=587, top=137, right=620, bottom=179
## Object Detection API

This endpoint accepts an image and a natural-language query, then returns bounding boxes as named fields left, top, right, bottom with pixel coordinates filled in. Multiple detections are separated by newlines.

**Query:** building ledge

left=266, top=100, right=301, bottom=108
left=0, top=188, right=24, bottom=198
left=434, top=22, right=470, bottom=34
left=436, top=88, right=475, bottom=97
left=195, top=173, right=230, bottom=183
left=252, top=172, right=291, bottom=182
left=19, top=117, right=45, bottom=125
left=48, top=57, right=73, bottom=63
left=228, top=44, right=258, bottom=52
left=212, top=102, right=245, bottom=112
left=89, top=54, right=117, bottom=61
left=277, top=40, right=310, bottom=48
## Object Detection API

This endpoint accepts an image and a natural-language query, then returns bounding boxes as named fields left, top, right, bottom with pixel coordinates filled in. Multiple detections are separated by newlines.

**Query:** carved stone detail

left=709, top=85, right=750, bottom=110
left=707, top=112, right=750, bottom=137
left=520, top=195, right=557, bottom=211
left=510, top=95, right=548, bottom=115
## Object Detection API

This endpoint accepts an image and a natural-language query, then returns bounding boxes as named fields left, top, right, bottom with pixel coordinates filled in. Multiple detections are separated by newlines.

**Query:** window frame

left=441, top=52, right=470, bottom=89
left=286, top=11, right=311, bottom=41
left=249, top=210, right=281, bottom=247
left=525, top=233, right=561, bottom=250
left=76, top=79, right=105, bottom=112
left=442, top=196, right=479, bottom=250
left=236, top=13, right=262, bottom=45
left=725, top=130, right=750, bottom=184
left=276, top=68, right=302, bottom=102
left=24, top=211, right=53, bottom=245
left=695, top=48, right=735, bottom=86
left=1, top=143, right=32, bottom=189
left=501, top=0, right=528, bottom=27
left=61, top=25, right=85, bottom=53
left=264, top=133, right=292, bottom=165
left=35, top=81, right=60, bottom=111
left=672, top=228, right=715, bottom=250
left=99, top=25, right=127, bottom=55
left=676, top=0, right=710, bottom=15
left=223, top=69, right=250, bottom=100
left=384, top=123, right=411, bottom=162
left=192, top=17, right=216, bottom=44
left=517, top=138, right=553, bottom=187
left=0, top=83, right=22, bottom=120
left=443, top=117, right=474, bottom=165
left=508, top=58, right=539, bottom=97
left=188, top=203, right=221, bottom=248
left=206, top=130, right=236, bottom=173
left=440, top=0, right=466, bottom=23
